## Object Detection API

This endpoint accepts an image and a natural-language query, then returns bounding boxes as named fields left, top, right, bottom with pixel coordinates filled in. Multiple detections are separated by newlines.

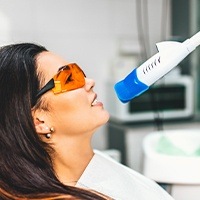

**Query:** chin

left=101, top=111, right=110, bottom=124
left=92, top=110, right=110, bottom=128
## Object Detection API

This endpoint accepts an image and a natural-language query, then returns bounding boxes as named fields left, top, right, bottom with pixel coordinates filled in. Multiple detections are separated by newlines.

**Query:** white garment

left=76, top=150, right=174, bottom=200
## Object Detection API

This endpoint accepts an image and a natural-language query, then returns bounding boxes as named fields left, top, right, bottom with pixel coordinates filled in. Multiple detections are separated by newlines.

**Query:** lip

left=91, top=93, right=104, bottom=107
left=91, top=93, right=97, bottom=105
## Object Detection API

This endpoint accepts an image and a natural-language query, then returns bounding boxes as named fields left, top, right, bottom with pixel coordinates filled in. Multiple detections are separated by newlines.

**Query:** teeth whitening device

left=114, top=31, right=200, bottom=103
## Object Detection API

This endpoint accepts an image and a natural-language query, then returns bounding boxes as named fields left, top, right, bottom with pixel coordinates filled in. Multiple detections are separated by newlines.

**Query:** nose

left=84, top=78, right=95, bottom=91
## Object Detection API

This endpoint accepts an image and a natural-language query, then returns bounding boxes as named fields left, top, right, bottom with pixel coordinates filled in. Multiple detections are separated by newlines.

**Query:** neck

left=52, top=135, right=94, bottom=186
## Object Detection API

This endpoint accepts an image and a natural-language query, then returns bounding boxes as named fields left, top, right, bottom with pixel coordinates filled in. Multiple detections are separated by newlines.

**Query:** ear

left=33, top=117, right=50, bottom=134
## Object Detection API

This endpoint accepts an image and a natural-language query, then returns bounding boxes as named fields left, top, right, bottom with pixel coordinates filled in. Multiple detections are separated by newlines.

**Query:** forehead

left=36, top=51, right=69, bottom=79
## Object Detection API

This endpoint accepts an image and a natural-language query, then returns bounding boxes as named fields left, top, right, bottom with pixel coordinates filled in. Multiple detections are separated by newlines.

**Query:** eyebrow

left=58, top=65, right=66, bottom=71
left=57, top=65, right=71, bottom=72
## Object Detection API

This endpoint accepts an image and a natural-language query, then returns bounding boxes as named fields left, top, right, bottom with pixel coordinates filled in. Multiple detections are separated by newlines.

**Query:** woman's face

left=36, top=51, right=110, bottom=139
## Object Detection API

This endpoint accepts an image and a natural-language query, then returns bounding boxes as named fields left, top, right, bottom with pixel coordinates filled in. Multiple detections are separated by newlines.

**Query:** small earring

left=45, top=133, right=52, bottom=139
left=50, top=127, right=55, bottom=133
left=45, top=127, right=54, bottom=139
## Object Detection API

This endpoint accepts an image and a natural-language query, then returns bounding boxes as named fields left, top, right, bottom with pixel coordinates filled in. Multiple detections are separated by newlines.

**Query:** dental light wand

left=114, top=31, right=200, bottom=103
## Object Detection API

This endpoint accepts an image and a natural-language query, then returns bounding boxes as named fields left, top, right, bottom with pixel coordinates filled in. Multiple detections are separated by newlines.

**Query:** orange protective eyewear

left=36, top=63, right=86, bottom=98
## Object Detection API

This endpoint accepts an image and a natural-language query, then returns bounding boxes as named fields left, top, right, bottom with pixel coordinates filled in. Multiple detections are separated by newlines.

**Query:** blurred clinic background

left=1, top=0, right=200, bottom=199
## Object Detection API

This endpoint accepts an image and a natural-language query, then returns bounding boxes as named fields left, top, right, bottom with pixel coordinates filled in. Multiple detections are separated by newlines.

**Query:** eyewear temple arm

left=36, top=79, right=55, bottom=98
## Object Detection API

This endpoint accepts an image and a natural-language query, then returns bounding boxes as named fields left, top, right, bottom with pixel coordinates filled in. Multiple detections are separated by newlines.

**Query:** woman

left=0, top=43, right=109, bottom=200
left=0, top=43, right=173, bottom=200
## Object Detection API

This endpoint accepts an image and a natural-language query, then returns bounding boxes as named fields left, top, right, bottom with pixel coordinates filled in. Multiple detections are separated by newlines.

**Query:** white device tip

left=189, top=31, right=200, bottom=48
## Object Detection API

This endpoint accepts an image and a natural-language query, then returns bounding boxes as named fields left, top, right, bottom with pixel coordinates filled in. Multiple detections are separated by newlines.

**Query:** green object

left=194, top=147, right=200, bottom=156
left=156, top=136, right=186, bottom=156
left=156, top=135, right=200, bottom=157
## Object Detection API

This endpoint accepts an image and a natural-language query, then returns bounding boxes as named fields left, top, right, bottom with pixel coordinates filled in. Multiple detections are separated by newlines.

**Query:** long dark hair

left=0, top=43, right=107, bottom=200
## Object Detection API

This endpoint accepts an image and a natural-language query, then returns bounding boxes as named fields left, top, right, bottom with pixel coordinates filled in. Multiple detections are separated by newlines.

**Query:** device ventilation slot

left=143, top=56, right=161, bottom=74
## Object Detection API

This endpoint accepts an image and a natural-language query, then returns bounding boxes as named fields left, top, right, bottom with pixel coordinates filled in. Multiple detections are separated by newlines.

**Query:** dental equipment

left=114, top=31, right=200, bottom=103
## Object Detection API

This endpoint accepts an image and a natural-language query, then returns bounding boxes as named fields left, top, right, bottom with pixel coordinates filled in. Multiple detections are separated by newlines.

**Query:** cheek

left=50, top=90, right=90, bottom=121
left=54, top=101, right=98, bottom=135
left=53, top=89, right=88, bottom=107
